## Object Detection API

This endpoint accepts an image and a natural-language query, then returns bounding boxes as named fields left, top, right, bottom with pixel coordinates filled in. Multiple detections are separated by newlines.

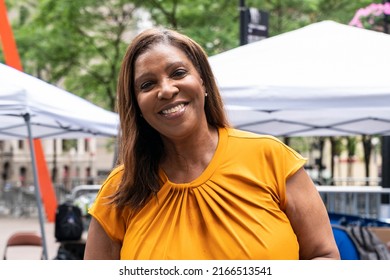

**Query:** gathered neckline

left=158, top=127, right=228, bottom=189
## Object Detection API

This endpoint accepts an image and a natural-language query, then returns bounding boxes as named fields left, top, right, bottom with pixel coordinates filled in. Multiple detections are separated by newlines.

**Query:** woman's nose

left=157, top=79, right=179, bottom=100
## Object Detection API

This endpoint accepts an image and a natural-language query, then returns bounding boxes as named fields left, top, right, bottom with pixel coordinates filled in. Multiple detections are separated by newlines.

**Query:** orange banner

left=33, top=139, right=58, bottom=222
left=0, top=0, right=22, bottom=70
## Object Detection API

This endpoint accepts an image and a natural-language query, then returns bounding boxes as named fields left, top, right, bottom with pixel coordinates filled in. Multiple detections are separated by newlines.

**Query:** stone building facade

left=0, top=137, right=115, bottom=192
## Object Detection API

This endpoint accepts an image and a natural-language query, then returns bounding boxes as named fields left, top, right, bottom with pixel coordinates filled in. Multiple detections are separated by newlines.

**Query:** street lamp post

left=239, top=0, right=247, bottom=46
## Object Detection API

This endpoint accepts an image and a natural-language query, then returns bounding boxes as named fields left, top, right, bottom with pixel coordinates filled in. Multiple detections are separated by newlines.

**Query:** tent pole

left=23, top=113, right=49, bottom=260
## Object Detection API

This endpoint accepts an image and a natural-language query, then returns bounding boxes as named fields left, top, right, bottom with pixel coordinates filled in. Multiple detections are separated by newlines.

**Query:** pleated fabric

left=89, top=127, right=306, bottom=259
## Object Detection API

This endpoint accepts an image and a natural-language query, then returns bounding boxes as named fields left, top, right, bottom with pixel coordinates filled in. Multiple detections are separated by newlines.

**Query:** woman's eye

left=172, top=69, right=187, bottom=78
left=140, top=81, right=153, bottom=91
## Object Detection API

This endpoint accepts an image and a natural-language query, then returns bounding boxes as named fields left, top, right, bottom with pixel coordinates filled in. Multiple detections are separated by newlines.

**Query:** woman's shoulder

left=225, top=127, right=283, bottom=145
left=106, top=164, right=124, bottom=180
left=99, top=164, right=124, bottom=192
left=224, top=127, right=302, bottom=158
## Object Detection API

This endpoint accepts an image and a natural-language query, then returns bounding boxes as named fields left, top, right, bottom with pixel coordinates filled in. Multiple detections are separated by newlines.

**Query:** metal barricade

left=317, top=185, right=390, bottom=220
left=0, top=185, right=38, bottom=217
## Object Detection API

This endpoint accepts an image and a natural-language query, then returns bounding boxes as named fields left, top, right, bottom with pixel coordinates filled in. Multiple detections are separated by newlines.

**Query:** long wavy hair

left=113, top=27, right=230, bottom=210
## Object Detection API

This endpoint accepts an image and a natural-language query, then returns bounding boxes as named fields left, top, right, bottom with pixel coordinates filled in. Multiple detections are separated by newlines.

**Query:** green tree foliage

left=137, top=0, right=238, bottom=55
left=1, top=0, right=381, bottom=111
left=137, top=0, right=380, bottom=53
left=3, top=0, right=139, bottom=110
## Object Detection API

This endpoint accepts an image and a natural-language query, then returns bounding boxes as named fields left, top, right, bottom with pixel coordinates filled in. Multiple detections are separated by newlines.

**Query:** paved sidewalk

left=0, top=216, right=60, bottom=260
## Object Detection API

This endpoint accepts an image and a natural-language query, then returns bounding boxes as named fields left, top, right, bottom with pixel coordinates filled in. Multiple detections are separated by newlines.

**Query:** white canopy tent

left=0, top=63, right=119, bottom=139
left=0, top=62, right=119, bottom=259
left=209, top=20, right=390, bottom=137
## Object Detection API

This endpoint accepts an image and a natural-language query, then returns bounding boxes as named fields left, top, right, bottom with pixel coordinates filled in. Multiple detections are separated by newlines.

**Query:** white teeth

left=161, top=104, right=185, bottom=115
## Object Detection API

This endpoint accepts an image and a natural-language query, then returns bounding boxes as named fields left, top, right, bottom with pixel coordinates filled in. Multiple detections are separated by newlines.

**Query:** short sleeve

left=266, top=137, right=307, bottom=210
left=280, top=141, right=307, bottom=180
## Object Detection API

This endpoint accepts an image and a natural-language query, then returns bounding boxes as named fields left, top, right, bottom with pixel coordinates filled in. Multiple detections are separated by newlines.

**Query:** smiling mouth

left=160, top=103, right=187, bottom=115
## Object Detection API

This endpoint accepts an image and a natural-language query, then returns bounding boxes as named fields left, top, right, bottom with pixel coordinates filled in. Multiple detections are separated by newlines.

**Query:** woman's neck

left=160, top=126, right=219, bottom=183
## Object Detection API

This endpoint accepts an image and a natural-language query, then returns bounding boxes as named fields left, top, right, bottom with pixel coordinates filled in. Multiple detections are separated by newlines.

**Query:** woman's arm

left=84, top=217, right=121, bottom=259
left=285, top=167, right=340, bottom=260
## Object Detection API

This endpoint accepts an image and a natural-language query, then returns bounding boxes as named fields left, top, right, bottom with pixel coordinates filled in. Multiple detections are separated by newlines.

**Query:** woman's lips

left=159, top=103, right=187, bottom=116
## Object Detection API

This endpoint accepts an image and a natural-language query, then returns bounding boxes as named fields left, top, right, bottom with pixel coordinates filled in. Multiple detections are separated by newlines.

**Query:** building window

left=18, top=140, right=24, bottom=150
left=84, top=138, right=90, bottom=153
left=62, top=139, right=77, bottom=152
left=19, top=166, right=27, bottom=187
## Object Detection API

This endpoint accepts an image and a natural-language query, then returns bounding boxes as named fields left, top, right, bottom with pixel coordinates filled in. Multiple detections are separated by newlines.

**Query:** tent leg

left=24, top=113, right=49, bottom=260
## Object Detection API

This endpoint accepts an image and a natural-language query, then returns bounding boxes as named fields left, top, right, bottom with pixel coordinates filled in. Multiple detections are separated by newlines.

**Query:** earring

left=205, top=92, right=208, bottom=97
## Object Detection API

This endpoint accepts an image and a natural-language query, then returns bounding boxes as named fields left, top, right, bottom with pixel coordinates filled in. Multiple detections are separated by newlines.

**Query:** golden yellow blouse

left=89, top=127, right=306, bottom=259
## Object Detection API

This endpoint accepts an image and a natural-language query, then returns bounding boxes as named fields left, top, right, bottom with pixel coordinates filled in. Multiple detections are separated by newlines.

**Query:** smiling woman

left=83, top=27, right=340, bottom=260
left=133, top=43, right=207, bottom=139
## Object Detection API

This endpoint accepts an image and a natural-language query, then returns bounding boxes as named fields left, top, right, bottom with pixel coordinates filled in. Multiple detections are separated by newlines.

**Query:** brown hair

left=113, top=27, right=230, bottom=210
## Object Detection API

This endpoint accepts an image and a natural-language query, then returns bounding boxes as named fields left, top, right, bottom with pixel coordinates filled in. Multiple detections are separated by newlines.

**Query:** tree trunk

left=362, top=135, right=372, bottom=186
left=317, top=137, right=325, bottom=184
left=330, top=137, right=336, bottom=185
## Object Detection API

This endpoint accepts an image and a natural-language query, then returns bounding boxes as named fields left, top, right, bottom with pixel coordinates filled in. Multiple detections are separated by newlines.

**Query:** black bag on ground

left=55, top=203, right=83, bottom=242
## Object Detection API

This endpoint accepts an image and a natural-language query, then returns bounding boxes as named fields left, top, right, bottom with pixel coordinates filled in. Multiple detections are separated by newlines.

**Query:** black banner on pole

left=240, top=6, right=269, bottom=45
left=247, top=8, right=269, bottom=43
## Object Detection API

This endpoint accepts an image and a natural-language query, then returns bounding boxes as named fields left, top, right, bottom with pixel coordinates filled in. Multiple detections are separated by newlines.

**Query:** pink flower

left=349, top=2, right=390, bottom=28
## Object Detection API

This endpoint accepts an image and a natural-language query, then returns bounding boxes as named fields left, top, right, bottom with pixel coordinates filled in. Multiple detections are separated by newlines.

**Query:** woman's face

left=134, top=43, right=207, bottom=141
